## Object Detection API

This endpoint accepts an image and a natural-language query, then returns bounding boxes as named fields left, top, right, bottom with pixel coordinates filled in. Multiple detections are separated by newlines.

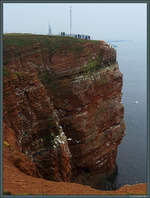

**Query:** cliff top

left=3, top=33, right=100, bottom=49
left=3, top=33, right=116, bottom=71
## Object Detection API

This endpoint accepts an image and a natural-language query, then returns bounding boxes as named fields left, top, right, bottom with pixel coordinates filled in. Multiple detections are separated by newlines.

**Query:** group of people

left=60, top=32, right=91, bottom=40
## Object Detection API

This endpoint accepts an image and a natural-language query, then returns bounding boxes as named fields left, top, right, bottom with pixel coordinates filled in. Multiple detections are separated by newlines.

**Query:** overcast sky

left=3, top=3, right=147, bottom=41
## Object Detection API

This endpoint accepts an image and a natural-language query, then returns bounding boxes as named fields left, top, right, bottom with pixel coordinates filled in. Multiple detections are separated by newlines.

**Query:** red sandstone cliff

left=3, top=123, right=146, bottom=195
left=3, top=34, right=126, bottom=191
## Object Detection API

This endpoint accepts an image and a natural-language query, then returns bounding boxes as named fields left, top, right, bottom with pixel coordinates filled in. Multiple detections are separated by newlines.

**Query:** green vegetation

left=86, top=59, right=99, bottom=75
left=3, top=33, right=37, bottom=47
left=3, top=140, right=14, bottom=152
left=81, top=54, right=102, bottom=79
left=46, top=36, right=84, bottom=55
left=3, top=33, right=84, bottom=56
left=39, top=71, right=58, bottom=91
left=39, top=71, right=70, bottom=97
left=3, top=33, right=104, bottom=69
left=97, top=52, right=103, bottom=64
left=39, top=71, right=54, bottom=85
left=14, top=71, right=25, bottom=80
left=3, top=66, right=10, bottom=77
left=85, top=53, right=109, bottom=84
left=82, top=51, right=103, bottom=77
left=3, top=141, right=10, bottom=147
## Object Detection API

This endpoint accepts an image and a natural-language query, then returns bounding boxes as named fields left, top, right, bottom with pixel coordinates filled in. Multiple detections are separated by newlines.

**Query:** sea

left=106, top=39, right=147, bottom=189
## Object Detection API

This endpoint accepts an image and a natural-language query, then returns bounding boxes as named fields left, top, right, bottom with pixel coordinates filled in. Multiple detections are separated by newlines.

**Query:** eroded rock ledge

left=3, top=34, right=125, bottom=188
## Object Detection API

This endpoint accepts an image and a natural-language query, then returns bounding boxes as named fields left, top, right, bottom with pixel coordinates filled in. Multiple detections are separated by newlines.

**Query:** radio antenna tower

left=48, top=23, right=52, bottom=35
left=70, top=6, right=72, bottom=35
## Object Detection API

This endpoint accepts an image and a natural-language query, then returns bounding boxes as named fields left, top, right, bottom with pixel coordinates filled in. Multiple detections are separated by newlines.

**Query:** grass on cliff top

left=3, top=33, right=92, bottom=62
left=3, top=33, right=87, bottom=49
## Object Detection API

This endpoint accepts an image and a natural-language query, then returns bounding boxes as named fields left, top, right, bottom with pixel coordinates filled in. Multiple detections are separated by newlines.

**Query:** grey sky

left=4, top=3, right=146, bottom=41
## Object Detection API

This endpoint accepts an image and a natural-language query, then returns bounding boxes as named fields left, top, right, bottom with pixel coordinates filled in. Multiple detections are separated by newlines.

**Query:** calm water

left=108, top=40, right=147, bottom=189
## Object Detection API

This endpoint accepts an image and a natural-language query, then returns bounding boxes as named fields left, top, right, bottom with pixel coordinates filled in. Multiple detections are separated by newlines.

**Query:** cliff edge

left=3, top=33, right=130, bottom=192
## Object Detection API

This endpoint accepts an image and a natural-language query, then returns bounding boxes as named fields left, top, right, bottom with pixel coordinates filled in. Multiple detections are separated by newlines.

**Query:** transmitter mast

left=48, top=23, right=52, bottom=35
left=70, top=6, right=72, bottom=35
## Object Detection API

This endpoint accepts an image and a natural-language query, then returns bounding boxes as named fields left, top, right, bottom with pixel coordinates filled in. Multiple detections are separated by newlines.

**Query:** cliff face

left=3, top=70, right=71, bottom=181
left=3, top=34, right=125, bottom=187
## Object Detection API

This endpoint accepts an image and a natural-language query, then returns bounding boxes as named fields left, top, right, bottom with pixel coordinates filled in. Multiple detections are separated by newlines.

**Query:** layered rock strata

left=3, top=34, right=125, bottom=185
left=3, top=71, right=71, bottom=181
